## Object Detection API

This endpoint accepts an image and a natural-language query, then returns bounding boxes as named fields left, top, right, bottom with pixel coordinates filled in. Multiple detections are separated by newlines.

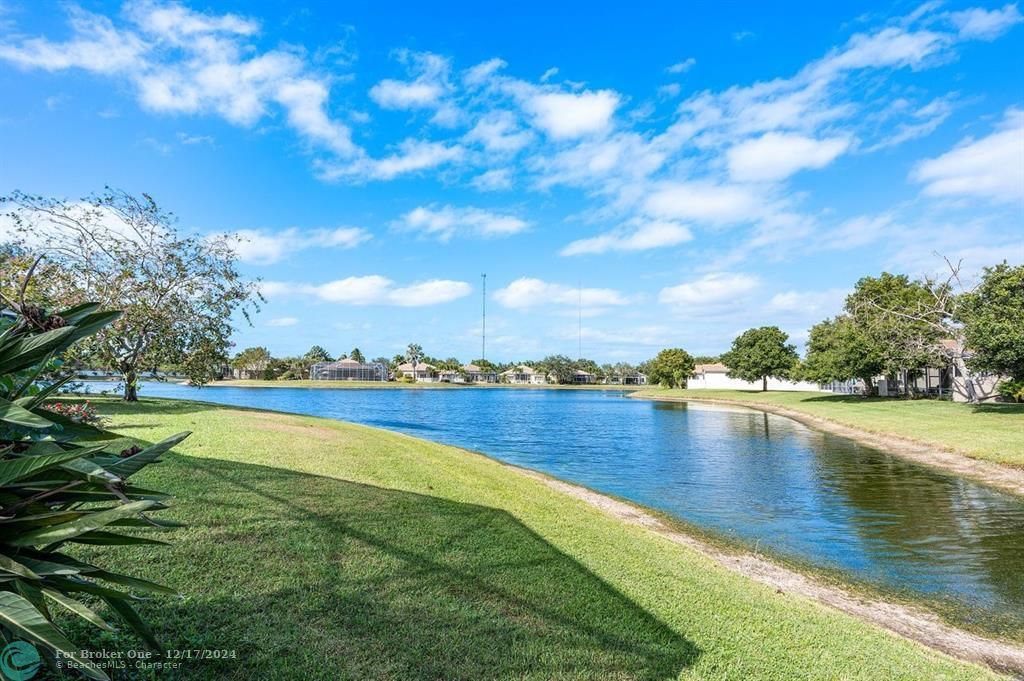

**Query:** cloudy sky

left=0, top=1, right=1021, bottom=362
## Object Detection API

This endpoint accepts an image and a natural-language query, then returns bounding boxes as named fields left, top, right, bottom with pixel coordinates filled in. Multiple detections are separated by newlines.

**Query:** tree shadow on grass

left=63, top=454, right=699, bottom=680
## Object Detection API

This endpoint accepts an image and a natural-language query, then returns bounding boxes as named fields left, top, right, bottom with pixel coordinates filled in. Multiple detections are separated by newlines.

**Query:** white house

left=689, top=363, right=828, bottom=392
left=500, top=365, right=546, bottom=385
left=397, top=362, right=437, bottom=382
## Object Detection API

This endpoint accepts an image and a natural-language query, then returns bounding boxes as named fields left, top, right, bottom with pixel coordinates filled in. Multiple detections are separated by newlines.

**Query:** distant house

left=822, top=340, right=1006, bottom=402
left=500, top=365, right=546, bottom=385
left=690, top=363, right=827, bottom=392
left=462, top=363, right=498, bottom=383
left=604, top=372, right=647, bottom=385
left=397, top=362, right=437, bottom=382
left=435, top=364, right=498, bottom=383
left=571, top=369, right=597, bottom=384
left=310, top=358, right=387, bottom=381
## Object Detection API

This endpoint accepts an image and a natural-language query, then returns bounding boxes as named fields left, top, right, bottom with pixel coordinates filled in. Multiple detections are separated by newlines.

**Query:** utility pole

left=481, top=273, right=487, bottom=362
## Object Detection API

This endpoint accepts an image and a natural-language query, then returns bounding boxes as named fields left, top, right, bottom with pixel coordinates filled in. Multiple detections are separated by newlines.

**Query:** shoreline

left=515, top=467, right=1024, bottom=676
left=631, top=392, right=1024, bottom=497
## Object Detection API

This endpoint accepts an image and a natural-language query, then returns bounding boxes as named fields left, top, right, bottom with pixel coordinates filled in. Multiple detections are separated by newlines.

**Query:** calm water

left=101, top=381, right=1024, bottom=626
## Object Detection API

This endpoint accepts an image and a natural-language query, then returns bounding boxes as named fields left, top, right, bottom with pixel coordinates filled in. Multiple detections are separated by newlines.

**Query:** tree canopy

left=802, top=315, right=884, bottom=388
left=960, top=262, right=1024, bottom=381
left=645, top=348, right=695, bottom=388
left=721, top=326, right=798, bottom=391
left=1, top=189, right=260, bottom=399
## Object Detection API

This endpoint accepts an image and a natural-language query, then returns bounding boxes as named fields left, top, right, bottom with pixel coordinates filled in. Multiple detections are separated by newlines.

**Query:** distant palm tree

left=406, top=343, right=424, bottom=382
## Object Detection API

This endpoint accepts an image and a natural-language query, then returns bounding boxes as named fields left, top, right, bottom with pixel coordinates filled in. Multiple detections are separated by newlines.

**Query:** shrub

left=42, top=400, right=105, bottom=426
left=997, top=378, right=1024, bottom=403
left=0, top=299, right=187, bottom=680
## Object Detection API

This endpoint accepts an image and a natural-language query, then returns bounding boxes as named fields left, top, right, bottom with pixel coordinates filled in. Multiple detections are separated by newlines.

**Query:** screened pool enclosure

left=309, top=358, right=388, bottom=381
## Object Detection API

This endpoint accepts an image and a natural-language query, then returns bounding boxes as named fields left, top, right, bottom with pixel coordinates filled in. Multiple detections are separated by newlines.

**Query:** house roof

left=397, top=362, right=435, bottom=372
left=462, top=363, right=494, bottom=373
left=315, top=358, right=377, bottom=369
left=574, top=369, right=595, bottom=376
left=694, top=362, right=728, bottom=374
left=501, top=365, right=537, bottom=375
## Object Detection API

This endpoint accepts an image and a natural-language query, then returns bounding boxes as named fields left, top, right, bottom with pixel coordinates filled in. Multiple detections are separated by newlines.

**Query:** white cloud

left=643, top=181, right=768, bottom=224
left=225, top=226, right=371, bottom=264
left=949, top=3, right=1023, bottom=40
left=523, top=89, right=620, bottom=139
left=319, top=140, right=464, bottom=182
left=911, top=108, right=1024, bottom=203
left=267, top=316, right=298, bottom=327
left=463, top=57, right=506, bottom=87
left=368, top=51, right=453, bottom=114
left=561, top=220, right=692, bottom=256
left=768, top=288, right=847, bottom=314
left=726, top=132, right=851, bottom=182
left=471, top=168, right=514, bottom=191
left=265, top=276, right=472, bottom=306
left=464, top=111, right=533, bottom=152
left=666, top=58, right=696, bottom=74
left=493, top=278, right=630, bottom=310
left=0, top=3, right=359, bottom=159
left=818, top=214, right=894, bottom=251
left=0, top=7, right=147, bottom=73
left=392, top=205, right=529, bottom=241
left=659, top=273, right=759, bottom=307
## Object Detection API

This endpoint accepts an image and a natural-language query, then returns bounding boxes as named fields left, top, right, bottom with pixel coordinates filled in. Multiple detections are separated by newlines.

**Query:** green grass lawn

left=634, top=389, right=1024, bottom=468
left=57, top=398, right=1004, bottom=680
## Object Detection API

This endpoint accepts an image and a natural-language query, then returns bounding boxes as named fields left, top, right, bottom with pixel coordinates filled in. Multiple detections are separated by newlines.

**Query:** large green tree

left=231, top=346, right=272, bottom=378
left=539, top=355, right=575, bottom=384
left=959, top=262, right=1024, bottom=381
left=845, top=272, right=945, bottom=379
left=350, top=347, right=366, bottom=364
left=721, top=326, right=798, bottom=391
left=802, top=315, right=884, bottom=390
left=645, top=348, right=696, bottom=388
left=1, top=189, right=260, bottom=400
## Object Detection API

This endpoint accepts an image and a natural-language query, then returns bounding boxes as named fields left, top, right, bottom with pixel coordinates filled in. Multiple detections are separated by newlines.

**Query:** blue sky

left=0, top=1, right=1022, bottom=363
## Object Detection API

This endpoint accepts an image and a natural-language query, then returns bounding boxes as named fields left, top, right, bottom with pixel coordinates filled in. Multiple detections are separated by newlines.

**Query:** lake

left=96, top=381, right=1024, bottom=630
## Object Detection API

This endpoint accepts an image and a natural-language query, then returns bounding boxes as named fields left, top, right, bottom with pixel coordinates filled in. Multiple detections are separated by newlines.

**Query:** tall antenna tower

left=577, top=280, right=582, bottom=361
left=481, top=273, right=487, bottom=362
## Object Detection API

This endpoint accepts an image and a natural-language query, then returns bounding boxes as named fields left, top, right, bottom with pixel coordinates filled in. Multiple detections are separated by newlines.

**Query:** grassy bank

left=209, top=379, right=628, bottom=390
left=55, top=398, right=1002, bottom=680
left=634, top=389, right=1024, bottom=468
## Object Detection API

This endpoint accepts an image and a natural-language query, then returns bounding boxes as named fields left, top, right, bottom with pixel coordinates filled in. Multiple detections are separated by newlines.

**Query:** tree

left=959, top=262, right=1024, bottom=381
left=232, top=346, right=271, bottom=378
left=540, top=354, right=575, bottom=384
left=802, top=315, right=884, bottom=390
left=846, top=272, right=945, bottom=382
left=1, top=189, right=260, bottom=400
left=645, top=348, right=695, bottom=388
left=721, top=326, right=798, bottom=391
left=350, top=347, right=366, bottom=364
left=405, top=343, right=424, bottom=381
left=305, top=345, right=333, bottom=363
